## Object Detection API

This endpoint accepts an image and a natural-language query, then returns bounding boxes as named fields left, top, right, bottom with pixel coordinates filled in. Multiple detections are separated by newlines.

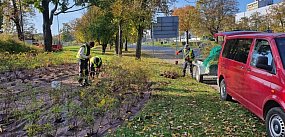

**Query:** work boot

left=182, top=70, right=186, bottom=77
left=79, top=83, right=85, bottom=87
left=84, top=79, right=91, bottom=86
left=78, top=79, right=83, bottom=85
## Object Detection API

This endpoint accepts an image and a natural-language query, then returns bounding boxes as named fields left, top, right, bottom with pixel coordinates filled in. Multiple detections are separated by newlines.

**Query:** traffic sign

left=152, top=16, right=179, bottom=39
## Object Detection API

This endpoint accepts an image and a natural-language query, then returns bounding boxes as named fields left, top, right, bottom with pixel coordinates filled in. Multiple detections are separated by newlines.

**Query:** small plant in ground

left=82, top=107, right=95, bottom=136
left=2, top=90, right=14, bottom=124
left=24, top=109, right=42, bottom=137
left=25, top=123, right=52, bottom=137
left=51, top=104, right=64, bottom=124
left=66, top=101, right=81, bottom=132
left=22, top=86, right=45, bottom=137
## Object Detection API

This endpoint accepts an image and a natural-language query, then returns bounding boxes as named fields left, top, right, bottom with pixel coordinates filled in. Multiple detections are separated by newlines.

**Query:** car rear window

left=222, top=39, right=253, bottom=64
left=275, top=38, right=285, bottom=69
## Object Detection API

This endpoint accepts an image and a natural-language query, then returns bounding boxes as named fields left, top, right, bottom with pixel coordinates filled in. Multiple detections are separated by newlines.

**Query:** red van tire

left=219, top=79, right=232, bottom=101
left=266, top=107, right=285, bottom=137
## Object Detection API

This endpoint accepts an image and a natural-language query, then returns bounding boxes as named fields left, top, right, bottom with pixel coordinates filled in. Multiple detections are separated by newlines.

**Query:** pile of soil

left=160, top=71, right=179, bottom=79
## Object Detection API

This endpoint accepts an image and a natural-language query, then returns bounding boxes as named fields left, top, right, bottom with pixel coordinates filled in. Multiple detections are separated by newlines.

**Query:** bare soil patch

left=0, top=64, right=151, bottom=136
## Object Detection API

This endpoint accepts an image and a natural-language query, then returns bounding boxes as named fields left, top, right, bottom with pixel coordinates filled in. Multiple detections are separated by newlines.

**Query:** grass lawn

left=109, top=59, right=267, bottom=136
left=0, top=44, right=267, bottom=136
left=142, top=41, right=203, bottom=49
left=143, top=41, right=179, bottom=47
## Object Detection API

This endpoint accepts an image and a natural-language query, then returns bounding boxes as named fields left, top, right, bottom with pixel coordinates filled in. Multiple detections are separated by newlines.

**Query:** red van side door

left=220, top=38, right=253, bottom=99
left=243, top=39, right=277, bottom=117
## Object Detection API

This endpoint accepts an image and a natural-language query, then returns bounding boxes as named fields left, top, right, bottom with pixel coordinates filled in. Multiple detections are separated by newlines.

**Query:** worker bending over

left=90, top=56, right=102, bottom=79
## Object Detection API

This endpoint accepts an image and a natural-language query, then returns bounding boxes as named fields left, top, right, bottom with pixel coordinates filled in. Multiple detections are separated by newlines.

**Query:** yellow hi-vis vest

left=183, top=48, right=193, bottom=61
left=90, top=56, right=102, bottom=67
left=76, top=44, right=87, bottom=59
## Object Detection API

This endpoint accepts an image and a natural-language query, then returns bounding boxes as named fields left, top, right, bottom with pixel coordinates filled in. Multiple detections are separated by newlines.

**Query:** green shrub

left=0, top=35, right=40, bottom=54
left=200, top=41, right=217, bottom=58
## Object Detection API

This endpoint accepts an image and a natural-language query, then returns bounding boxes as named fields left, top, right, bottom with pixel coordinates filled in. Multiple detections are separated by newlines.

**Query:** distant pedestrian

left=89, top=56, right=102, bottom=79
left=76, top=42, right=94, bottom=86
left=176, top=44, right=195, bottom=77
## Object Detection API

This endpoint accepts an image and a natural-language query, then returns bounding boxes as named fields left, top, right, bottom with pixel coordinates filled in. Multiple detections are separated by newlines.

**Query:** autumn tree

left=95, top=11, right=116, bottom=54
left=269, top=1, right=285, bottom=32
left=173, top=5, right=199, bottom=44
left=130, top=0, right=174, bottom=59
left=74, top=5, right=116, bottom=54
left=112, top=0, right=141, bottom=53
left=236, top=17, right=251, bottom=30
left=2, top=0, right=35, bottom=40
left=73, top=18, right=88, bottom=43
left=24, top=0, right=96, bottom=51
left=3, top=0, right=23, bottom=40
left=248, top=12, right=270, bottom=31
left=196, top=0, right=238, bottom=36
left=222, top=15, right=236, bottom=31
left=112, top=0, right=130, bottom=55
left=60, top=23, right=74, bottom=42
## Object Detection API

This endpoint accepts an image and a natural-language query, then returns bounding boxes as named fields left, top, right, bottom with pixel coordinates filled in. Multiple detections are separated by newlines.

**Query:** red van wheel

left=219, top=79, right=232, bottom=101
left=266, top=107, right=285, bottom=137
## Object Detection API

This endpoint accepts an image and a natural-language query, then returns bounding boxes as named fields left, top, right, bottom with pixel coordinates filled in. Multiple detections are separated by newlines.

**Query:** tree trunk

left=186, top=30, right=189, bottom=45
left=14, top=19, right=23, bottom=41
left=110, top=43, right=112, bottom=50
left=102, top=43, right=107, bottom=54
left=125, top=37, right=128, bottom=51
left=115, top=33, right=118, bottom=54
left=0, top=1, right=3, bottom=31
left=179, top=32, right=182, bottom=42
left=136, top=25, right=143, bottom=59
left=281, top=20, right=284, bottom=32
left=11, top=0, right=23, bottom=41
left=118, top=20, right=123, bottom=56
left=120, top=36, right=123, bottom=52
left=210, top=29, right=218, bottom=37
left=42, top=0, right=52, bottom=52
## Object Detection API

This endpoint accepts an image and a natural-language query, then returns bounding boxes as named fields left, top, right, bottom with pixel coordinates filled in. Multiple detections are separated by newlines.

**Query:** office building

left=247, top=0, right=273, bottom=11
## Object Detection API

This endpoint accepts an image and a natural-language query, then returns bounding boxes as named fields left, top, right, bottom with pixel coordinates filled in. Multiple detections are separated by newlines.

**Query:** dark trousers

left=183, top=60, right=193, bottom=76
left=90, top=64, right=101, bottom=78
left=78, top=59, right=89, bottom=82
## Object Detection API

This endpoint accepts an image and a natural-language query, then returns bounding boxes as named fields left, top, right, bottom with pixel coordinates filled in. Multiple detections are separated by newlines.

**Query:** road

left=129, top=45, right=181, bottom=64
left=129, top=45, right=219, bottom=90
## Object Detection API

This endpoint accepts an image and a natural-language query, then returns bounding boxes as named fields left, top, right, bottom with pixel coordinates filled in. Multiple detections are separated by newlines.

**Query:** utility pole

left=57, top=15, right=60, bottom=44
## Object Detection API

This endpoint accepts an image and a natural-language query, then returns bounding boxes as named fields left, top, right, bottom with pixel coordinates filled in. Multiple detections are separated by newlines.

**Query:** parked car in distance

left=218, top=32, right=285, bottom=136
left=52, top=44, right=63, bottom=51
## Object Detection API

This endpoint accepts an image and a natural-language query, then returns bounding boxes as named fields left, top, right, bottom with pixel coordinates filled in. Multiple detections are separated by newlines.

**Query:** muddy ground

left=0, top=64, right=150, bottom=137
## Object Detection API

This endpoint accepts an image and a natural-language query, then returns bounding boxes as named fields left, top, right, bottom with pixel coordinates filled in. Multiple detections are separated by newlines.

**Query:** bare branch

left=50, top=0, right=59, bottom=25
left=53, top=3, right=76, bottom=16
left=54, top=4, right=94, bottom=16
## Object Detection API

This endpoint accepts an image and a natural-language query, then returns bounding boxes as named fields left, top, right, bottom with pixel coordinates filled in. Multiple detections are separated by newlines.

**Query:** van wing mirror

left=256, top=56, right=273, bottom=72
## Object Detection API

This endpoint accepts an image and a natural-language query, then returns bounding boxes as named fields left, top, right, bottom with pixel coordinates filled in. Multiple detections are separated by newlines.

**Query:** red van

left=218, top=32, right=285, bottom=136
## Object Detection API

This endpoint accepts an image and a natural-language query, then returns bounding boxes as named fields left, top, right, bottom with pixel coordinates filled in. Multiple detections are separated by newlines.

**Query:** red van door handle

left=247, top=68, right=251, bottom=72
left=240, top=66, right=244, bottom=69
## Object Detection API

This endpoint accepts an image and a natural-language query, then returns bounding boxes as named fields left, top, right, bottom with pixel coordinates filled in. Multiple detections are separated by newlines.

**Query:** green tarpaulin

left=203, top=46, right=222, bottom=67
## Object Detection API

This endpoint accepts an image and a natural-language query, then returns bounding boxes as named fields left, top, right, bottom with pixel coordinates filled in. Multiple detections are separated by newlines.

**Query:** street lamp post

left=57, top=15, right=61, bottom=44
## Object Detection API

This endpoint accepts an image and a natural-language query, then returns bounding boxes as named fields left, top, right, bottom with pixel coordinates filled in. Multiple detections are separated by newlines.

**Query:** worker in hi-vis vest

left=76, top=42, right=94, bottom=86
left=89, top=56, right=102, bottom=79
left=176, top=44, right=195, bottom=77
